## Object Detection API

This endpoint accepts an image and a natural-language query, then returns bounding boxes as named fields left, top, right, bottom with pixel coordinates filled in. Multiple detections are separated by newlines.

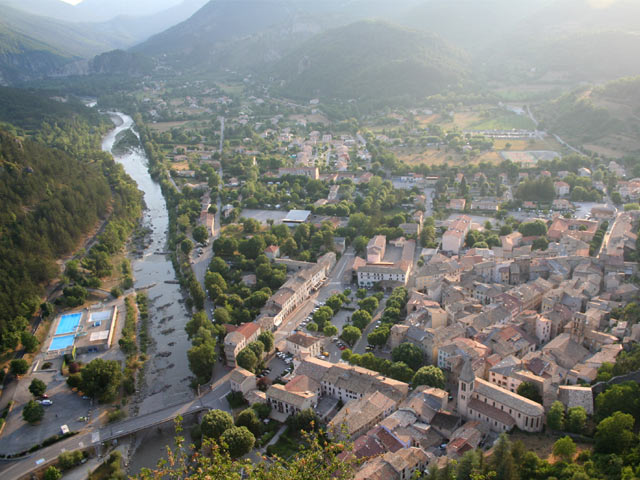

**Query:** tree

left=367, top=327, right=389, bottom=347
left=595, top=381, right=640, bottom=420
left=257, top=331, right=274, bottom=352
left=10, top=358, right=28, bottom=376
left=188, top=341, right=216, bottom=384
left=288, top=408, right=318, bottom=433
left=531, top=237, right=549, bottom=251
left=352, top=236, right=369, bottom=254
left=29, top=378, right=46, bottom=397
left=392, top=343, right=424, bottom=370
left=201, top=409, right=234, bottom=440
left=547, top=401, right=565, bottom=431
left=214, top=307, right=231, bottom=325
left=23, top=399, right=44, bottom=423
left=20, top=331, right=39, bottom=353
left=340, top=326, right=361, bottom=347
left=185, top=311, right=211, bottom=339
left=325, top=295, right=343, bottom=313
left=595, top=412, right=635, bottom=454
left=80, top=358, right=123, bottom=403
left=205, top=272, right=228, bottom=298
left=491, top=433, right=516, bottom=480
left=236, top=408, right=261, bottom=436
left=43, top=466, right=62, bottom=480
left=518, top=220, right=547, bottom=237
left=236, top=348, right=259, bottom=373
left=247, top=341, right=264, bottom=359
left=552, top=436, right=576, bottom=463
left=567, top=406, right=587, bottom=434
left=193, top=225, right=209, bottom=244
left=516, top=382, right=542, bottom=404
left=357, top=297, right=378, bottom=314
left=181, top=238, right=194, bottom=254
left=323, top=324, right=338, bottom=337
left=306, top=322, right=318, bottom=332
left=351, top=309, right=372, bottom=330
left=388, top=362, right=413, bottom=382
left=220, top=426, right=255, bottom=458
left=58, top=450, right=84, bottom=470
left=412, top=365, right=445, bottom=389
left=312, top=307, right=333, bottom=329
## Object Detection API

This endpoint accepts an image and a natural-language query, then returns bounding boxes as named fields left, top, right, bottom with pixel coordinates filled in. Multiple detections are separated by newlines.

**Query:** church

left=457, top=360, right=545, bottom=433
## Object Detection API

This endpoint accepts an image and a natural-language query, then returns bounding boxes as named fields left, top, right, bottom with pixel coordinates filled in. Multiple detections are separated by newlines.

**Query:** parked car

left=39, top=399, right=53, bottom=406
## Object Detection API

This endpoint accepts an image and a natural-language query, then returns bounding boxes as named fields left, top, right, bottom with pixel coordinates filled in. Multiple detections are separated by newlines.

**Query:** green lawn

left=470, top=111, right=536, bottom=130
left=266, top=428, right=300, bottom=459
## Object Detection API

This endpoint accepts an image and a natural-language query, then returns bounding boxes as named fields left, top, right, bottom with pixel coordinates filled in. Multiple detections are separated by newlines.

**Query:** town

left=3, top=62, right=640, bottom=480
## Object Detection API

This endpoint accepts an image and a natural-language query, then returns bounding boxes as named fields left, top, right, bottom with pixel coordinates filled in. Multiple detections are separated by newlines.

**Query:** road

left=273, top=248, right=355, bottom=346
left=0, top=374, right=233, bottom=480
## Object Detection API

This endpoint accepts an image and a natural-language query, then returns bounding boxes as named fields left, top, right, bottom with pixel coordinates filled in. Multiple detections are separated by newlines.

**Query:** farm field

left=147, top=121, right=192, bottom=132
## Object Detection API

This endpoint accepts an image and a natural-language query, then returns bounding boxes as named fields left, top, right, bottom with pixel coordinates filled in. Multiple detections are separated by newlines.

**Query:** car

left=39, top=394, right=49, bottom=399
left=38, top=399, right=53, bottom=406
left=339, top=345, right=347, bottom=351
left=82, top=395, right=90, bottom=400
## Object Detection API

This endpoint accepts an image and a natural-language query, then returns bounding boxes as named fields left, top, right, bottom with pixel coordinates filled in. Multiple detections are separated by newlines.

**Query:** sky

left=60, top=0, right=82, bottom=4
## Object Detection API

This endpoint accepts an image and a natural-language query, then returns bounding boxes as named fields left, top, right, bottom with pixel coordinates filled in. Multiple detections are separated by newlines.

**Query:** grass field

left=216, top=82, right=244, bottom=96
left=147, top=121, right=191, bottom=133
left=509, top=431, right=592, bottom=463
left=470, top=111, right=536, bottom=130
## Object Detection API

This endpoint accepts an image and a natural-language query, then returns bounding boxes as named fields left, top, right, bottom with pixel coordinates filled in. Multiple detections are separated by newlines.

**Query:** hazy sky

left=60, top=0, right=82, bottom=4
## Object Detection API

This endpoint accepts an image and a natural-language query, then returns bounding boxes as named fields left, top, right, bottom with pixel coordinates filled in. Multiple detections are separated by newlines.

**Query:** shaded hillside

left=270, top=21, right=468, bottom=101
left=134, top=0, right=294, bottom=60
left=0, top=23, right=72, bottom=85
left=0, top=86, right=103, bottom=131
left=537, top=77, right=640, bottom=157
left=0, top=87, right=142, bottom=351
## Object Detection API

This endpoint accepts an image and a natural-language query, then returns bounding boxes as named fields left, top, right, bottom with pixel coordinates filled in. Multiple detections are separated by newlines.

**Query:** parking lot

left=0, top=368, right=94, bottom=455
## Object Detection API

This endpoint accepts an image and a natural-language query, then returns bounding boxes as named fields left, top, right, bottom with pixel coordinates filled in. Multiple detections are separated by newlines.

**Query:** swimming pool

left=55, top=312, right=82, bottom=335
left=49, top=335, right=75, bottom=351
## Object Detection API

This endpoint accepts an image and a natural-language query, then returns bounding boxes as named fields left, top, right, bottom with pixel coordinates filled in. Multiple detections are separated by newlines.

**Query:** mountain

left=536, top=76, right=640, bottom=158
left=400, top=0, right=552, bottom=52
left=269, top=21, right=469, bottom=101
left=133, top=0, right=425, bottom=68
left=0, top=0, right=197, bottom=23
left=0, top=21, right=73, bottom=85
left=478, top=0, right=640, bottom=82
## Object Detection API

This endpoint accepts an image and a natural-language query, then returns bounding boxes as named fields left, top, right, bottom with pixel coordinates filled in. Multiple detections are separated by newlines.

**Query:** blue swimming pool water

left=55, top=312, right=81, bottom=335
left=49, top=335, right=75, bottom=351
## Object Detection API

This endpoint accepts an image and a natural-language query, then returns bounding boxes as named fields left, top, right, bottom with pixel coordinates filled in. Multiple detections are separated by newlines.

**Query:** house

left=578, top=167, right=591, bottom=177
left=266, top=381, right=318, bottom=419
left=354, top=447, right=432, bottom=480
left=357, top=240, right=415, bottom=288
left=447, top=198, right=466, bottom=211
left=285, top=332, right=324, bottom=358
left=329, top=391, right=397, bottom=440
left=367, top=235, right=387, bottom=264
left=278, top=166, right=319, bottom=180
left=229, top=367, right=256, bottom=395
left=443, top=216, right=472, bottom=254
left=457, top=360, right=544, bottom=433
left=264, top=245, right=280, bottom=259
left=470, top=198, right=499, bottom=212
left=224, top=323, right=261, bottom=366
left=547, top=218, right=598, bottom=243
left=554, top=181, right=570, bottom=197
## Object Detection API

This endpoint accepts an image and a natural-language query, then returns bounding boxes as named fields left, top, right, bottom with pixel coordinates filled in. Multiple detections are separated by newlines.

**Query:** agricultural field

left=147, top=120, right=192, bottom=132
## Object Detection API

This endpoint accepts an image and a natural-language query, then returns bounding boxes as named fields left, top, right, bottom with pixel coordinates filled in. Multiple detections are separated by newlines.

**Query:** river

left=102, top=113, right=195, bottom=472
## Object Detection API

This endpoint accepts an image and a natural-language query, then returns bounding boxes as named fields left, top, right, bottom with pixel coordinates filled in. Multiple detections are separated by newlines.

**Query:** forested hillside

left=0, top=89, right=142, bottom=352
left=270, top=21, right=468, bottom=102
